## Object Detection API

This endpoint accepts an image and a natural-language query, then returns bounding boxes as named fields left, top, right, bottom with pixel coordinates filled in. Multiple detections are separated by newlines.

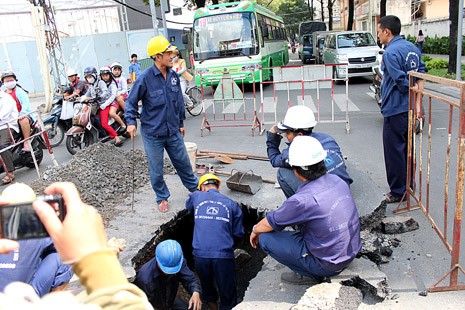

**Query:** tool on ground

left=198, top=149, right=269, bottom=161
left=214, top=154, right=235, bottom=164
left=225, top=169, right=263, bottom=195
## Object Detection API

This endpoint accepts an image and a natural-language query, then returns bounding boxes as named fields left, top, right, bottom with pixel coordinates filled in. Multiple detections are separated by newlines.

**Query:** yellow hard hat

left=198, top=173, right=221, bottom=189
left=147, top=35, right=177, bottom=57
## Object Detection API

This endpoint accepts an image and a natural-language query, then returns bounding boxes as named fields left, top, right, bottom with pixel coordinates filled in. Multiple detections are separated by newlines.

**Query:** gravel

left=30, top=143, right=175, bottom=223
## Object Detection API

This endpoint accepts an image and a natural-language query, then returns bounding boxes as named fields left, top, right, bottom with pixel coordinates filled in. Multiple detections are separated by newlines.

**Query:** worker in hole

left=133, top=239, right=202, bottom=310
left=186, top=174, right=244, bottom=310
left=266, top=105, right=352, bottom=199
left=251, top=136, right=361, bottom=285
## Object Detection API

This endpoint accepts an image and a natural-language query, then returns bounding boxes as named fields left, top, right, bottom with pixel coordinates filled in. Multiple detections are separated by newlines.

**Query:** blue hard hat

left=155, top=240, right=184, bottom=274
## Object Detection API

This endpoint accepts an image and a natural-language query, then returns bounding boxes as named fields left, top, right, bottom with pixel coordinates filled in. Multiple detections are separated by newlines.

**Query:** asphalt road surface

left=21, top=51, right=465, bottom=303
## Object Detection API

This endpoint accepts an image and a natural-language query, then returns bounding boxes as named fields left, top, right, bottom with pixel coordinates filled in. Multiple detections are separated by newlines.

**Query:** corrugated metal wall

left=1, top=29, right=186, bottom=94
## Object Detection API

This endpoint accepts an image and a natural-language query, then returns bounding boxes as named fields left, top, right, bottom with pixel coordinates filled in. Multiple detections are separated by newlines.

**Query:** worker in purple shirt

left=251, top=136, right=361, bottom=285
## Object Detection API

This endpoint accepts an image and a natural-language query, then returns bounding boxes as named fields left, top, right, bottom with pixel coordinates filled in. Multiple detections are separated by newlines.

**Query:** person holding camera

left=0, top=182, right=152, bottom=309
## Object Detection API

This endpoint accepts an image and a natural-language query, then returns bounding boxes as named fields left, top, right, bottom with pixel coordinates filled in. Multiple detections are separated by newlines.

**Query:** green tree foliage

left=275, top=0, right=311, bottom=38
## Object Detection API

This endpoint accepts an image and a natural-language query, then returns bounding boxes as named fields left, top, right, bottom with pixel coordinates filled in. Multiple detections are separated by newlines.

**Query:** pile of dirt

left=30, top=143, right=175, bottom=222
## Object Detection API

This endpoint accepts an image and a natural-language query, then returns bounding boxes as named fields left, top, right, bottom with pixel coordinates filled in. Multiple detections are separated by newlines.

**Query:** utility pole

left=160, top=0, right=169, bottom=38
left=149, top=0, right=159, bottom=36
left=29, top=0, right=66, bottom=111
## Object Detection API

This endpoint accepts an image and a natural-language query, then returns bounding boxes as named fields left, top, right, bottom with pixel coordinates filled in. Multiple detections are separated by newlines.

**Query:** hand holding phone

left=0, top=195, right=65, bottom=240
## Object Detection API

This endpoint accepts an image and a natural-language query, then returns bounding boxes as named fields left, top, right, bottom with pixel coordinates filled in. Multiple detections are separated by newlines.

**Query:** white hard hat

left=289, top=136, right=327, bottom=167
left=66, top=69, right=77, bottom=77
left=277, top=105, right=317, bottom=131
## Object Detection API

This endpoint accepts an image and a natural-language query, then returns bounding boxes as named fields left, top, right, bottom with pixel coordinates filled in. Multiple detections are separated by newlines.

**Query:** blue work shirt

left=266, top=131, right=353, bottom=185
left=133, top=257, right=201, bottom=309
left=186, top=189, right=244, bottom=259
left=129, top=61, right=141, bottom=79
left=266, top=173, right=361, bottom=272
left=381, top=35, right=426, bottom=117
left=0, top=238, right=72, bottom=296
left=125, top=65, right=185, bottom=137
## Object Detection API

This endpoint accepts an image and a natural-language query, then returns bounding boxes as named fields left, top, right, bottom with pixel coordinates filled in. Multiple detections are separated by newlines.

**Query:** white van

left=322, top=31, right=380, bottom=80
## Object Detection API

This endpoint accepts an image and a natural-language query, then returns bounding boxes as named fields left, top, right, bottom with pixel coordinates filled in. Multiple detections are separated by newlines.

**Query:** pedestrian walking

left=125, top=35, right=198, bottom=212
left=377, top=15, right=425, bottom=203
left=416, top=30, right=424, bottom=53
left=186, top=174, right=244, bottom=310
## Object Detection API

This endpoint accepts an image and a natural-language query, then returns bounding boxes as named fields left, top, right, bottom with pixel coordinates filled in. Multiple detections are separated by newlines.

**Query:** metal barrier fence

left=0, top=110, right=58, bottom=178
left=258, top=64, right=351, bottom=134
left=199, top=70, right=261, bottom=137
left=395, top=72, right=465, bottom=292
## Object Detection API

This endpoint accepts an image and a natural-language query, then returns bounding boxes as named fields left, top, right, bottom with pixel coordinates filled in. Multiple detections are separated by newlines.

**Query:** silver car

left=323, top=31, right=380, bottom=80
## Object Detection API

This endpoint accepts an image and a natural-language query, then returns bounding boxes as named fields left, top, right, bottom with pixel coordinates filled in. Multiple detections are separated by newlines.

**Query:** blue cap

left=155, top=240, right=184, bottom=274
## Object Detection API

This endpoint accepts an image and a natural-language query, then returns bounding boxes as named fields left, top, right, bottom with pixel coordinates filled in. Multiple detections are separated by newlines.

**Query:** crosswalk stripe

left=296, top=95, right=317, bottom=112
left=259, top=97, right=277, bottom=114
left=203, top=99, right=214, bottom=110
left=333, top=94, right=360, bottom=112
left=366, top=91, right=376, bottom=100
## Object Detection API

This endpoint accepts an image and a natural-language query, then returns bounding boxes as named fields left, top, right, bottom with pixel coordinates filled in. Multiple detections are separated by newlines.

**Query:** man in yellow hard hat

left=125, top=35, right=198, bottom=213
left=185, top=174, right=244, bottom=310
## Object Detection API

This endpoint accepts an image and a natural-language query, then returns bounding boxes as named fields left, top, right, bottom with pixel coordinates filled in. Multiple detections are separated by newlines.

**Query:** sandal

left=384, top=192, right=402, bottom=204
left=158, top=200, right=169, bottom=213
left=114, top=140, right=124, bottom=147
left=1, top=174, right=14, bottom=185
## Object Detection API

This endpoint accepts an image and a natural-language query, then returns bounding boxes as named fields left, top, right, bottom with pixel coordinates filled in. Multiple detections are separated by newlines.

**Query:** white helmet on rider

left=66, top=69, right=78, bottom=77
left=277, top=105, right=317, bottom=131
left=110, top=62, right=123, bottom=71
left=289, top=136, right=327, bottom=167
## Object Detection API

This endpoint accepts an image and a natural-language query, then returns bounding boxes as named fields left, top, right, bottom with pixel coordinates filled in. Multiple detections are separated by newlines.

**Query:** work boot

left=280, top=272, right=324, bottom=285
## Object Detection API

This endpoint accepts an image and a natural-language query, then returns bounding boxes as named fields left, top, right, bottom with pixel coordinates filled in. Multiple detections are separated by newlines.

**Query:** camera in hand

left=0, top=195, right=65, bottom=240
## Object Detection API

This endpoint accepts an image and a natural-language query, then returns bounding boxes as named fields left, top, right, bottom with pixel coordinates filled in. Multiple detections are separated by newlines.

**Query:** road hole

left=132, top=204, right=267, bottom=303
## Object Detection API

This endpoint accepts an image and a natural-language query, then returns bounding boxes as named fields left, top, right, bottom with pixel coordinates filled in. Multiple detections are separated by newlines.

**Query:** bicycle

left=185, top=85, right=203, bottom=116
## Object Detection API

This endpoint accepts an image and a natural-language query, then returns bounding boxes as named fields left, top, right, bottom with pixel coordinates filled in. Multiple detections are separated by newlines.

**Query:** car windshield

left=302, top=35, right=312, bottom=46
left=337, top=33, right=377, bottom=48
left=193, top=12, right=259, bottom=61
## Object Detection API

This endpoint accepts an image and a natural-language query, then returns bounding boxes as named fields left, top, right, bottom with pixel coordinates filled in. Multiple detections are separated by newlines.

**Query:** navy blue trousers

left=383, top=112, right=409, bottom=197
left=194, top=257, right=237, bottom=310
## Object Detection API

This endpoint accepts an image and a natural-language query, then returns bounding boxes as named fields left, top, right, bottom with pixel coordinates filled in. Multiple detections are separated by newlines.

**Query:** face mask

left=172, top=56, right=179, bottom=62
left=87, top=77, right=95, bottom=84
left=4, top=81, right=16, bottom=89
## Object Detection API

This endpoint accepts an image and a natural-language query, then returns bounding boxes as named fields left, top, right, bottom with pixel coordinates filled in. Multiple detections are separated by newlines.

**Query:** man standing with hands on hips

left=377, top=15, right=425, bottom=203
left=125, top=36, right=198, bottom=213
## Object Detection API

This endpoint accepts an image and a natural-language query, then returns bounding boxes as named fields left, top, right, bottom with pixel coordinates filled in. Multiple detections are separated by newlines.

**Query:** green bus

left=188, top=1, right=289, bottom=86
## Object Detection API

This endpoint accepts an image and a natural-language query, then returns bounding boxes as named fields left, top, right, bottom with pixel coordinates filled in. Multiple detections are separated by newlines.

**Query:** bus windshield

left=193, top=12, right=259, bottom=61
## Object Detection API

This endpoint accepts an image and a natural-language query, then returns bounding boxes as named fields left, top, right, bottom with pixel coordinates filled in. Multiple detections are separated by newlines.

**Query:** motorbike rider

left=80, top=66, right=123, bottom=147
left=0, top=91, right=19, bottom=184
left=172, top=50, right=194, bottom=109
left=110, top=62, right=127, bottom=134
left=0, top=70, right=34, bottom=152
left=63, top=69, right=87, bottom=101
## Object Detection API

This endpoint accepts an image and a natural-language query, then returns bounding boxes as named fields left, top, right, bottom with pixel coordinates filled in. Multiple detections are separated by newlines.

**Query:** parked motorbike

left=369, top=66, right=382, bottom=108
left=43, top=95, right=74, bottom=147
left=369, top=50, right=424, bottom=134
left=0, top=121, right=47, bottom=173
left=65, top=99, right=129, bottom=155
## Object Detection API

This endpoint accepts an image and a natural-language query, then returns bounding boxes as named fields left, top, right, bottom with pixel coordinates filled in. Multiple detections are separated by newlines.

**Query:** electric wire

left=110, top=0, right=192, bottom=25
